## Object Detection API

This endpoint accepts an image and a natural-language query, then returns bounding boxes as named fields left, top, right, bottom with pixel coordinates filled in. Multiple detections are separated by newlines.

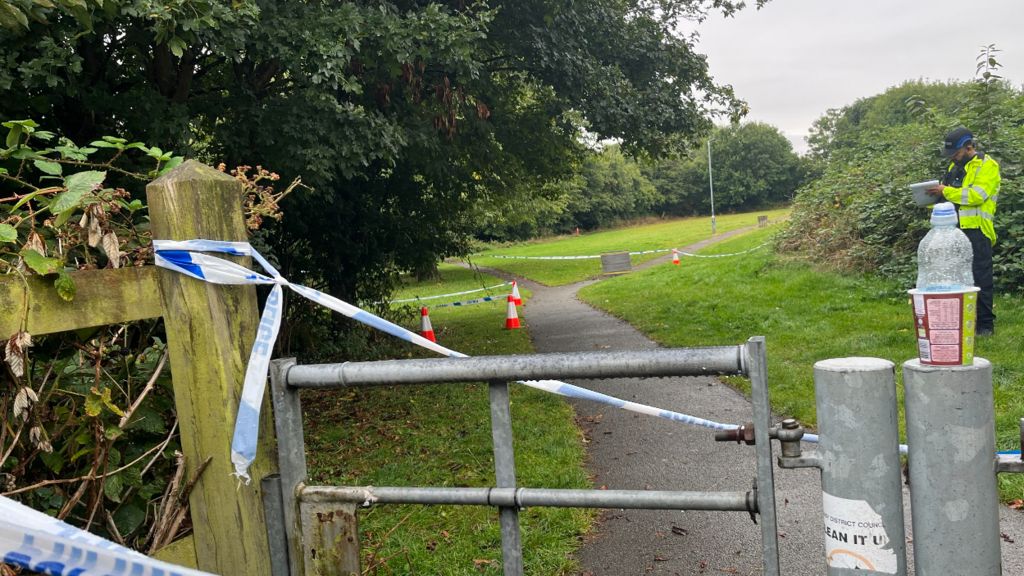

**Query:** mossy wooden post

left=147, top=160, right=277, bottom=574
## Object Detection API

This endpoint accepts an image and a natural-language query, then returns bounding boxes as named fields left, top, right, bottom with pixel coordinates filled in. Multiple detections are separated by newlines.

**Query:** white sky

left=691, top=0, right=1024, bottom=153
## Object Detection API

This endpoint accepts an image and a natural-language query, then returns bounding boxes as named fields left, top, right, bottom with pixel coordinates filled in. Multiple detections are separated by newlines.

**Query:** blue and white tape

left=434, top=295, right=507, bottom=308
left=152, top=239, right=749, bottom=482
left=483, top=243, right=767, bottom=261
left=387, top=282, right=510, bottom=304
left=489, top=254, right=602, bottom=260
left=676, top=243, right=769, bottom=258
left=0, top=495, right=214, bottom=576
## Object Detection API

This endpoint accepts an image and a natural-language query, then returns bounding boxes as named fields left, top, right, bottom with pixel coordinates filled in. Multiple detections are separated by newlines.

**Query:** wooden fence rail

left=0, top=160, right=276, bottom=575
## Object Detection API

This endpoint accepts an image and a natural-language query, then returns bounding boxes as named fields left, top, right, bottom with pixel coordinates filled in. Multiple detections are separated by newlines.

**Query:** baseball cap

left=941, top=126, right=973, bottom=158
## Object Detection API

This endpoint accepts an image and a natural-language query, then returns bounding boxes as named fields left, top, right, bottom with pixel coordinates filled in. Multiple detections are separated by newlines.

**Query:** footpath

left=478, top=229, right=1024, bottom=575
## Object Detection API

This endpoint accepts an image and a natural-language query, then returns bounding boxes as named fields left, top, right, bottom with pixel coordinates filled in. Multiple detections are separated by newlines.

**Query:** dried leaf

left=1010, top=499, right=1024, bottom=510
left=13, top=386, right=37, bottom=420
left=24, top=230, right=45, bottom=256
left=87, top=209, right=102, bottom=247
left=101, top=231, right=120, bottom=268
left=4, top=331, right=31, bottom=378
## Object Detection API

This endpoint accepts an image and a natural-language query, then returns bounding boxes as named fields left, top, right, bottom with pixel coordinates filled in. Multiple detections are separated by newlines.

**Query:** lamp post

left=707, top=137, right=717, bottom=235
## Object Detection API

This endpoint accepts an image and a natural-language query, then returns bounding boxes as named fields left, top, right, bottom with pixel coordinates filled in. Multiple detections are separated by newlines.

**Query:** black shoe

left=977, top=327, right=994, bottom=337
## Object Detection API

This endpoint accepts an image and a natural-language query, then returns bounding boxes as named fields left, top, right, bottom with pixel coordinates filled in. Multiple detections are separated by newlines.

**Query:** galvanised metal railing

left=261, top=337, right=781, bottom=576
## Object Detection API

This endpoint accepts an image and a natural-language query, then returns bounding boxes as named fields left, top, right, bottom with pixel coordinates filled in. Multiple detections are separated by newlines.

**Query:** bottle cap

left=930, top=202, right=958, bottom=226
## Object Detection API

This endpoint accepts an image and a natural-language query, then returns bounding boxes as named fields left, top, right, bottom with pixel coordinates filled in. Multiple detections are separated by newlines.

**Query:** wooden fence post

left=147, top=160, right=277, bottom=574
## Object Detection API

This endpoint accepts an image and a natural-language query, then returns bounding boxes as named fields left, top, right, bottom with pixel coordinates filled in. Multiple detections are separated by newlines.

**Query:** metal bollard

left=903, top=358, right=1000, bottom=576
left=814, top=358, right=907, bottom=575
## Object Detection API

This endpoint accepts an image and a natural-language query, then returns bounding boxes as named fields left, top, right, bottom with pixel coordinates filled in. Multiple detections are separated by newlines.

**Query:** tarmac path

left=471, top=228, right=1024, bottom=575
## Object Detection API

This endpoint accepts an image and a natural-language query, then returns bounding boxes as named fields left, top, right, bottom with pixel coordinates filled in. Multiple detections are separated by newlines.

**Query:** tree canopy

left=2, top=0, right=764, bottom=306
left=645, top=122, right=803, bottom=216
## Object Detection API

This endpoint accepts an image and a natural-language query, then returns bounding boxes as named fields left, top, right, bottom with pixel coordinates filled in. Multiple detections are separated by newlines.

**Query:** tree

left=645, top=122, right=802, bottom=216
left=566, top=145, right=659, bottom=230
left=1, top=0, right=763, bottom=312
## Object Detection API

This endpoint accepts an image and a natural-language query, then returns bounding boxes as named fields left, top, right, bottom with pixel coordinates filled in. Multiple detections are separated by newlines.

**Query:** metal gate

left=260, top=337, right=781, bottom=576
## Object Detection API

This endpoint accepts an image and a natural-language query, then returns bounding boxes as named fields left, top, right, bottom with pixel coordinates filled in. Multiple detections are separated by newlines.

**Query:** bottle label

left=910, top=289, right=978, bottom=366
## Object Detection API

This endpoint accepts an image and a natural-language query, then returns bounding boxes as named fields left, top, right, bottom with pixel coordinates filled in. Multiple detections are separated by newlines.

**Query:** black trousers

left=963, top=228, right=995, bottom=331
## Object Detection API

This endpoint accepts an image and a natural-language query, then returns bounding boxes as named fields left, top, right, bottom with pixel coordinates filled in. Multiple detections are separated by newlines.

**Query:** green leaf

left=0, top=223, right=16, bottom=243
left=128, top=405, right=167, bottom=434
left=53, top=207, right=75, bottom=227
left=101, top=136, right=127, bottom=144
left=119, top=199, right=145, bottom=213
left=6, top=125, right=23, bottom=148
left=88, top=140, right=121, bottom=149
left=103, top=473, right=124, bottom=503
left=100, top=388, right=125, bottom=417
left=33, top=159, right=62, bottom=175
left=40, top=450, right=65, bottom=475
left=9, top=189, right=46, bottom=212
left=84, top=393, right=103, bottom=417
left=50, top=170, right=105, bottom=214
left=54, top=270, right=76, bottom=301
left=0, top=3, right=29, bottom=30
left=113, top=504, right=145, bottom=537
left=20, top=249, right=62, bottom=275
left=104, top=426, right=124, bottom=441
left=2, top=119, right=38, bottom=130
left=168, top=37, right=186, bottom=58
left=156, top=156, right=184, bottom=176
left=10, top=148, right=37, bottom=160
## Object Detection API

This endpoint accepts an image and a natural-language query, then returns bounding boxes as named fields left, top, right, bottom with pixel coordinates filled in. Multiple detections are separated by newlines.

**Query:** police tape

left=152, top=239, right=744, bottom=483
left=482, top=244, right=767, bottom=260
left=388, top=282, right=510, bottom=304
left=434, top=295, right=506, bottom=308
left=0, top=495, right=214, bottom=576
left=675, top=243, right=769, bottom=258
left=489, top=254, right=602, bottom=260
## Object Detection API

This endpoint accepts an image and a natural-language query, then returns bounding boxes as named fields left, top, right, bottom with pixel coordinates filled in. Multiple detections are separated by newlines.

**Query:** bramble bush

left=778, top=48, right=1024, bottom=293
left=0, top=119, right=299, bottom=556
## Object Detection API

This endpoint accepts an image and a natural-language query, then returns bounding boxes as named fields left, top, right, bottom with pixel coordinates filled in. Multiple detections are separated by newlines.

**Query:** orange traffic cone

left=419, top=307, right=436, bottom=342
left=511, top=280, right=523, bottom=306
left=671, top=249, right=680, bottom=266
left=504, top=294, right=521, bottom=330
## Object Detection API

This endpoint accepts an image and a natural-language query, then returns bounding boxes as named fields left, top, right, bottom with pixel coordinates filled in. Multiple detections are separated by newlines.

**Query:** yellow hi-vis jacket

left=941, top=153, right=1000, bottom=244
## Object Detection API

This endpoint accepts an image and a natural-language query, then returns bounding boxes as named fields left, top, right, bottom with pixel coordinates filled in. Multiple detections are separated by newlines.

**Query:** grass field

left=578, top=226, right=1024, bottom=501
left=304, top=265, right=591, bottom=575
left=468, top=208, right=790, bottom=286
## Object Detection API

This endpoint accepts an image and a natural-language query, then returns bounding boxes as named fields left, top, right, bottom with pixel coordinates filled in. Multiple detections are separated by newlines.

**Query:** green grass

left=468, top=208, right=790, bottom=286
left=391, top=263, right=515, bottom=304
left=579, top=227, right=1024, bottom=501
left=304, top=265, right=591, bottom=575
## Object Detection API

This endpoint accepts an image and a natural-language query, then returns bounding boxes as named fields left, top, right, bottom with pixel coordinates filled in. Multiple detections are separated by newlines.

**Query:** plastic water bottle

left=916, top=202, right=974, bottom=291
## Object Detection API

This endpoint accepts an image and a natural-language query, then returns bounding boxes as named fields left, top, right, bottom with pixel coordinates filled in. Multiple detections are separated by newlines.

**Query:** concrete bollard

left=814, top=358, right=907, bottom=575
left=903, top=358, right=1000, bottom=576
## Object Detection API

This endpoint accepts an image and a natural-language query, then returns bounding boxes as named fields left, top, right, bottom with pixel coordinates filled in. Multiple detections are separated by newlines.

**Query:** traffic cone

left=671, top=249, right=680, bottom=266
left=504, top=294, right=521, bottom=330
left=511, top=280, right=523, bottom=306
left=419, top=307, right=436, bottom=342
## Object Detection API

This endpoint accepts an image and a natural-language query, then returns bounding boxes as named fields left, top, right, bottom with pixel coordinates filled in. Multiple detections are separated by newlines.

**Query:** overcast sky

left=690, top=0, right=1024, bottom=153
